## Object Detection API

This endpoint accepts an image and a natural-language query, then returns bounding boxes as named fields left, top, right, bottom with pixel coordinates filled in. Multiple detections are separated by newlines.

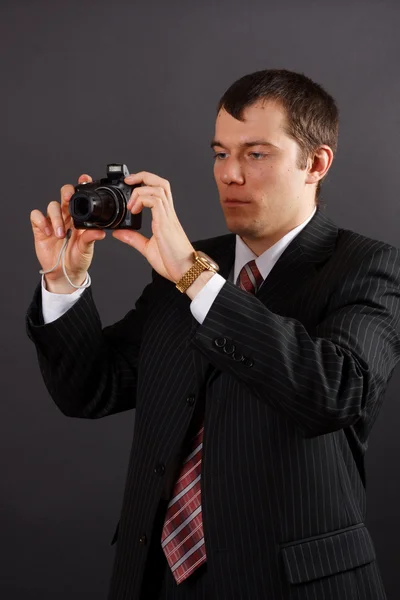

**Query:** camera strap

left=39, top=228, right=91, bottom=290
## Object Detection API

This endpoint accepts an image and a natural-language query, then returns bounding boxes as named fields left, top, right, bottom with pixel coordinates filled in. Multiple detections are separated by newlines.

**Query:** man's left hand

left=112, top=171, right=195, bottom=284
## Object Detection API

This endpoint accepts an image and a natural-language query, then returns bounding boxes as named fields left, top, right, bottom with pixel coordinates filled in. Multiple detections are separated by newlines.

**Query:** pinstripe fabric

left=26, top=207, right=400, bottom=599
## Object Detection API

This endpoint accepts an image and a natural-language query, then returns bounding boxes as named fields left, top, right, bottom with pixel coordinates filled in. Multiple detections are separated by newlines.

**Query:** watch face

left=196, top=251, right=220, bottom=272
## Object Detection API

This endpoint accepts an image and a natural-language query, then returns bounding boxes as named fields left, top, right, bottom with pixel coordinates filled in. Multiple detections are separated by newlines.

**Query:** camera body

left=69, top=164, right=142, bottom=230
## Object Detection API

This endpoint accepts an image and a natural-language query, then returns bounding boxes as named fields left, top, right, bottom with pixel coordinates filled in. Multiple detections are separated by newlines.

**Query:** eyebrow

left=210, top=139, right=279, bottom=150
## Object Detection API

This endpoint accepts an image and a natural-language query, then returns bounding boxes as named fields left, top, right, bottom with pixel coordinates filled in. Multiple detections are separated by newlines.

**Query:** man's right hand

left=30, top=174, right=106, bottom=294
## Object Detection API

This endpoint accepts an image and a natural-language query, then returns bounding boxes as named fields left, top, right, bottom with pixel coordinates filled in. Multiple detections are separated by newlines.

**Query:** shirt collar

left=233, top=207, right=317, bottom=285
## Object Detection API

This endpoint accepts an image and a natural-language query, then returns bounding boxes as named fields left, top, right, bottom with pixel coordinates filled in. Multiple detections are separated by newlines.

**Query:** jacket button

left=223, top=342, right=236, bottom=355
left=242, top=357, right=254, bottom=368
left=214, top=337, right=227, bottom=348
left=186, top=395, right=195, bottom=406
left=154, top=463, right=166, bottom=476
left=232, top=351, right=244, bottom=362
left=139, top=534, right=147, bottom=545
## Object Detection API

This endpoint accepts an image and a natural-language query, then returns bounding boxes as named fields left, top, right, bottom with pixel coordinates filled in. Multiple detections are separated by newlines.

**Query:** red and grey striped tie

left=161, top=260, right=263, bottom=584
left=237, top=259, right=263, bottom=294
left=161, top=426, right=205, bottom=583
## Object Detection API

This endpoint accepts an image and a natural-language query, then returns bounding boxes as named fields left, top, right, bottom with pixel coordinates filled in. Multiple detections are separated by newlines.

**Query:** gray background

left=1, top=0, right=400, bottom=598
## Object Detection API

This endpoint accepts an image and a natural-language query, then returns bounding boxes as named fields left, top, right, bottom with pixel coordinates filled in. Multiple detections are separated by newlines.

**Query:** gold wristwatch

left=175, top=251, right=220, bottom=294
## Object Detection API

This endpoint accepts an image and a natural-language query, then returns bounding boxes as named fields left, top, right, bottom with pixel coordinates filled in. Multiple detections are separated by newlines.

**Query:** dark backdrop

left=1, top=0, right=400, bottom=598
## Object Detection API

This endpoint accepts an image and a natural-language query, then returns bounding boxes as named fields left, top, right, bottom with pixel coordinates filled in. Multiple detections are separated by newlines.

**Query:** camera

left=69, top=164, right=142, bottom=230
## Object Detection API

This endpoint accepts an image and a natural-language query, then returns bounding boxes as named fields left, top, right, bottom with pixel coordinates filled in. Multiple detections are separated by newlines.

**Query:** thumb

left=79, top=229, right=106, bottom=251
left=112, top=230, right=149, bottom=256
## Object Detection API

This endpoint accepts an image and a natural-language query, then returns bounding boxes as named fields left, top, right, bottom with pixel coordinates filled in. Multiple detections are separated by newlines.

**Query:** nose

left=219, top=159, right=245, bottom=186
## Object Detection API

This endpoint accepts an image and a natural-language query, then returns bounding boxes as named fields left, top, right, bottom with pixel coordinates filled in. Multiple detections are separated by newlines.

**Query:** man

left=27, top=69, right=400, bottom=599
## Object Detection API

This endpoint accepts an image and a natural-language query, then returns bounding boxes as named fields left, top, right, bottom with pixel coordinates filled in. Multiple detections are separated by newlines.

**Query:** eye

left=249, top=152, right=266, bottom=160
left=213, top=152, right=228, bottom=160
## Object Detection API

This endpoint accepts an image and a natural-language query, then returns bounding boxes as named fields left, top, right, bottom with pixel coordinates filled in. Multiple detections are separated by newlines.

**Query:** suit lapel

left=256, top=207, right=338, bottom=312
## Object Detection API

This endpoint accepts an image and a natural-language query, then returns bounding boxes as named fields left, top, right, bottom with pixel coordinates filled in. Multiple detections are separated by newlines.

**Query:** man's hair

left=217, top=69, right=339, bottom=202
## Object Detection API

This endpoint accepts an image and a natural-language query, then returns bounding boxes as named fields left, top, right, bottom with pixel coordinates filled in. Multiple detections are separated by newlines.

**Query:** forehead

left=214, top=100, right=289, bottom=146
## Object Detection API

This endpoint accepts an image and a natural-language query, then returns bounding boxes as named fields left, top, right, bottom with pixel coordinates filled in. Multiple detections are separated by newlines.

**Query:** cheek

left=261, top=162, right=298, bottom=191
left=213, top=159, right=223, bottom=175
left=249, top=165, right=281, bottom=194
left=251, top=166, right=295, bottom=209
left=213, top=163, right=223, bottom=186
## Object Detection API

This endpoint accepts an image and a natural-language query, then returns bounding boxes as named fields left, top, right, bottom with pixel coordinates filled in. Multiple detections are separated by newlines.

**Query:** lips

left=223, top=198, right=250, bottom=204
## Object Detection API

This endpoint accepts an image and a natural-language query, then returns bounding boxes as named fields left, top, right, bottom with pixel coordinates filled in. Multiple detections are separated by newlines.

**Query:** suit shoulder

left=336, top=226, right=400, bottom=263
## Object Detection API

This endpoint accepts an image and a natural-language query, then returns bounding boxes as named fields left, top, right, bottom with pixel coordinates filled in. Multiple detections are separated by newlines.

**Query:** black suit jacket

left=26, top=207, right=400, bottom=599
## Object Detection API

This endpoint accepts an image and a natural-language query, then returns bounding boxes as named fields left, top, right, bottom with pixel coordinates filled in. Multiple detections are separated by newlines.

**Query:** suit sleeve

left=26, top=272, right=156, bottom=419
left=191, top=246, right=400, bottom=437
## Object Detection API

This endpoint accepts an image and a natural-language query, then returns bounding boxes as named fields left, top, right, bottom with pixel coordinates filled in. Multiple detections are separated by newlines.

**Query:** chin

left=222, top=207, right=258, bottom=235
left=225, top=219, right=256, bottom=239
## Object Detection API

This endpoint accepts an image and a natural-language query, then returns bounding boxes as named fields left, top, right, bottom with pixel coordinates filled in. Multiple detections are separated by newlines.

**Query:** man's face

left=212, top=100, right=315, bottom=249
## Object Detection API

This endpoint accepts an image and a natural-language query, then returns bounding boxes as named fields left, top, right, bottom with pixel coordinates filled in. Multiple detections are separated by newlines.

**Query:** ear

left=305, top=145, right=334, bottom=185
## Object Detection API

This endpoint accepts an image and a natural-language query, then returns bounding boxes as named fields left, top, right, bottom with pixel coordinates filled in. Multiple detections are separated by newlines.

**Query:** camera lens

left=74, top=197, right=90, bottom=218
left=70, top=187, right=126, bottom=228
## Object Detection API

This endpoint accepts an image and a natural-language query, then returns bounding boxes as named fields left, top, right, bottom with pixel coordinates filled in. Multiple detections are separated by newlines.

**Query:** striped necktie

left=237, top=259, right=263, bottom=294
left=161, top=259, right=264, bottom=584
left=161, top=426, right=205, bottom=584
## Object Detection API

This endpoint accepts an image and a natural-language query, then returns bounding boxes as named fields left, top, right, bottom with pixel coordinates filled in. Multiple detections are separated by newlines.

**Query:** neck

left=241, top=205, right=316, bottom=256
left=241, top=234, right=290, bottom=256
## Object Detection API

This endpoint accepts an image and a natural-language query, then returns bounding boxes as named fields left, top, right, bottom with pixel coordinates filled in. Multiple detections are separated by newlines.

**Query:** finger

left=78, top=173, right=92, bottom=184
left=112, top=230, right=150, bottom=256
left=60, top=185, right=76, bottom=228
left=60, top=184, right=75, bottom=208
left=30, top=209, right=53, bottom=237
left=127, top=186, right=167, bottom=211
left=128, top=194, right=168, bottom=219
left=60, top=174, right=92, bottom=209
left=47, top=201, right=66, bottom=238
left=125, top=172, right=172, bottom=200
left=60, top=175, right=90, bottom=225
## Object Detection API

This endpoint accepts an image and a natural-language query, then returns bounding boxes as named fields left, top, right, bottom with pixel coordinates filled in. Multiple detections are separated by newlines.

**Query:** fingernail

left=45, top=227, right=52, bottom=236
left=57, top=227, right=64, bottom=238
left=125, top=175, right=135, bottom=182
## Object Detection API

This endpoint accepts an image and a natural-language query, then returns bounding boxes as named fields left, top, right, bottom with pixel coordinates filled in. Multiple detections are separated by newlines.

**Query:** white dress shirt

left=41, top=207, right=316, bottom=325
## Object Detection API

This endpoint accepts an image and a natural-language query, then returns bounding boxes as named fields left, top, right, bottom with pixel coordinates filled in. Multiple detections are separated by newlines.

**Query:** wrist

left=185, top=270, right=216, bottom=300
left=176, top=250, right=220, bottom=295
left=44, top=273, right=88, bottom=294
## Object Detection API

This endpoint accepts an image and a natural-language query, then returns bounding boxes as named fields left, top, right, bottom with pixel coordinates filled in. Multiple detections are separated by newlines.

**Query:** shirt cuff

left=190, top=273, right=226, bottom=325
left=41, top=274, right=90, bottom=325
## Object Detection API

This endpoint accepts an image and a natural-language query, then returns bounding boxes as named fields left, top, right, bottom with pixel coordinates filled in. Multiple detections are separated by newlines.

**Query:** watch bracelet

left=175, top=261, right=207, bottom=293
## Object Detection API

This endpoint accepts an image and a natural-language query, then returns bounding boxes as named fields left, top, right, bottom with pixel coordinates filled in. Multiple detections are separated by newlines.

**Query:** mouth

left=223, top=198, right=251, bottom=206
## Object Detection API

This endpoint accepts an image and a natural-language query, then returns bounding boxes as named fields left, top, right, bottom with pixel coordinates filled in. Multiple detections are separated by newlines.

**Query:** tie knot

left=237, top=260, right=263, bottom=294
